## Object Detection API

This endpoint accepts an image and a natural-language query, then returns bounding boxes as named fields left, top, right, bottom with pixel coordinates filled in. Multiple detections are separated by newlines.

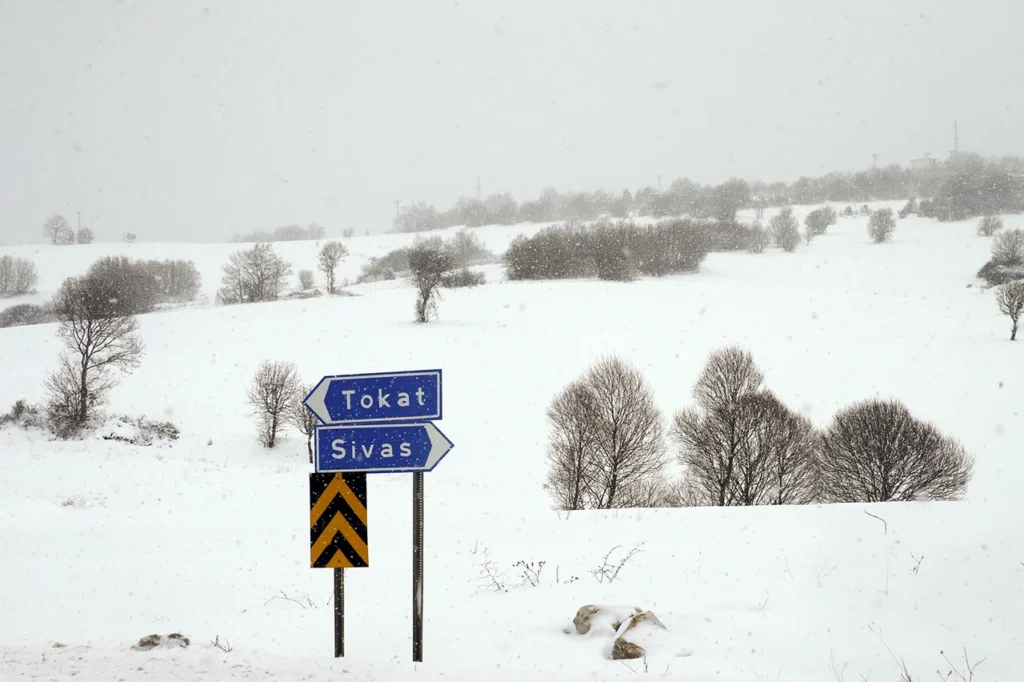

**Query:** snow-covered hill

left=1, top=206, right=1021, bottom=681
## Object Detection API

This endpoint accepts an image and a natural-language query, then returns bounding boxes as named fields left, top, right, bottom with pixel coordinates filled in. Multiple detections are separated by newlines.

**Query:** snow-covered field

left=1, top=206, right=1022, bottom=681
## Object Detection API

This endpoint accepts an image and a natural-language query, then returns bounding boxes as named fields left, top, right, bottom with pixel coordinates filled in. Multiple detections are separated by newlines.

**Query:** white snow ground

left=1, top=206, right=1022, bottom=681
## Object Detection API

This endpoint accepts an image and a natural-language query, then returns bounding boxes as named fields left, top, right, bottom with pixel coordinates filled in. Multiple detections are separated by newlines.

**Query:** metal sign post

left=304, top=369, right=452, bottom=663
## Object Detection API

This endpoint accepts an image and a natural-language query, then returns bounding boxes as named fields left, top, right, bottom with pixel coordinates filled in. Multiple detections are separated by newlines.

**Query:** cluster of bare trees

left=544, top=357, right=667, bottom=510
left=245, top=360, right=317, bottom=457
left=43, top=214, right=93, bottom=245
left=217, top=243, right=292, bottom=305
left=217, top=240, right=350, bottom=304
left=545, top=348, right=974, bottom=511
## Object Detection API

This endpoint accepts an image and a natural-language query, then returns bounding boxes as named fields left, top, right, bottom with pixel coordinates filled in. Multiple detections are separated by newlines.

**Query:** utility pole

left=394, top=200, right=401, bottom=217
left=476, top=175, right=482, bottom=201
left=953, top=120, right=959, bottom=158
left=657, top=174, right=662, bottom=192
left=872, top=154, right=878, bottom=170
left=77, top=211, right=82, bottom=231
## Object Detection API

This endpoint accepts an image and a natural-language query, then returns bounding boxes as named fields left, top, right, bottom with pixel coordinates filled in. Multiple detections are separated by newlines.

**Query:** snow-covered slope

left=1, top=207, right=1021, bottom=681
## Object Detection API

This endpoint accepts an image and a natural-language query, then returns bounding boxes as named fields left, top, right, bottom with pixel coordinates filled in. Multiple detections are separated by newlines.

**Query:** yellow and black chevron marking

left=309, top=472, right=368, bottom=569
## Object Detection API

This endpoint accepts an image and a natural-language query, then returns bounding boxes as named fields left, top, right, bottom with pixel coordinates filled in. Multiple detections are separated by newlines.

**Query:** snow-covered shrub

left=100, top=414, right=180, bottom=446
left=867, top=208, right=896, bottom=243
left=441, top=268, right=486, bottom=288
left=0, top=303, right=55, bottom=328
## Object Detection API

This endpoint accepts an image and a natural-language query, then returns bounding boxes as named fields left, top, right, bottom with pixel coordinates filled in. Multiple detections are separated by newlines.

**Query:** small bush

left=770, top=207, right=800, bottom=252
left=298, top=269, right=315, bottom=290
left=977, top=215, right=1003, bottom=237
left=100, top=414, right=180, bottom=446
left=0, top=255, right=39, bottom=297
left=441, top=268, right=486, bottom=288
left=991, top=228, right=1024, bottom=265
left=705, top=221, right=755, bottom=252
left=898, top=198, right=918, bottom=219
left=0, top=400, right=48, bottom=431
left=977, top=259, right=1024, bottom=287
left=867, top=208, right=896, bottom=243
left=76, top=227, right=94, bottom=244
left=804, top=205, right=838, bottom=237
left=448, top=229, right=494, bottom=266
left=748, top=221, right=769, bottom=253
left=358, top=247, right=411, bottom=284
left=0, top=303, right=55, bottom=328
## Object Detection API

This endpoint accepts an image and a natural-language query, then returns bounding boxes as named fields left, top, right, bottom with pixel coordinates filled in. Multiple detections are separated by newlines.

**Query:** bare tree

left=991, top=228, right=1024, bottom=264
left=995, top=280, right=1024, bottom=340
left=977, top=215, right=1003, bottom=237
left=817, top=399, right=973, bottom=502
left=298, top=269, right=315, bottom=290
left=317, top=241, right=349, bottom=294
left=409, top=246, right=454, bottom=322
left=671, top=347, right=765, bottom=506
left=867, top=207, right=896, bottom=243
left=217, top=243, right=292, bottom=305
left=735, top=391, right=817, bottom=505
left=246, top=360, right=300, bottom=448
left=288, top=382, right=319, bottom=462
left=583, top=356, right=667, bottom=509
left=543, top=379, right=601, bottom=510
left=43, top=215, right=74, bottom=245
left=123, top=232, right=137, bottom=244
left=544, top=357, right=667, bottom=510
left=76, top=227, right=95, bottom=244
left=45, top=277, right=144, bottom=436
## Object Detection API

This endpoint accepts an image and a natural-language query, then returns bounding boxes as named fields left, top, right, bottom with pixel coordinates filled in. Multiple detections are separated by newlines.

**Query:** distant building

left=910, top=154, right=938, bottom=171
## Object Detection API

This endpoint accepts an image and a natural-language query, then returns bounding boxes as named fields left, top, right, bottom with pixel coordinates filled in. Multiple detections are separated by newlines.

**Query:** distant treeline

left=394, top=153, right=1024, bottom=232
left=231, top=223, right=356, bottom=243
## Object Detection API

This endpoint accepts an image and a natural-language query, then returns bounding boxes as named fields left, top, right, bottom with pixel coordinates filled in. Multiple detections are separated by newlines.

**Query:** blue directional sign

left=304, top=370, right=442, bottom=425
left=315, top=423, right=455, bottom=474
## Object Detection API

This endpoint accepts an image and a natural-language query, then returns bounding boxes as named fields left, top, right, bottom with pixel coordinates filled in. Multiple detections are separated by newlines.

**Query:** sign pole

left=412, top=471, right=424, bottom=662
left=333, top=567, right=345, bottom=657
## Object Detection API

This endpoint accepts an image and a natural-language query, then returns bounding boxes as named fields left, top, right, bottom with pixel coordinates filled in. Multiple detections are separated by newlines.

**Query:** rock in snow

left=610, top=610, right=667, bottom=660
left=572, top=604, right=642, bottom=635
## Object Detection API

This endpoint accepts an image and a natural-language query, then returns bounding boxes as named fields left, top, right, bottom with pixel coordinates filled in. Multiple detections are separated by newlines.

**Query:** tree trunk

left=1012, top=320, right=1018, bottom=341
left=307, top=434, right=313, bottom=463
left=78, top=363, right=89, bottom=425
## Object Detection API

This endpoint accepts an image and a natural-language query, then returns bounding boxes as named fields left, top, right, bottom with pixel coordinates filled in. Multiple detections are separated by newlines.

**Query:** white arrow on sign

left=305, top=380, right=332, bottom=424
left=314, top=422, right=455, bottom=474
left=422, top=422, right=454, bottom=471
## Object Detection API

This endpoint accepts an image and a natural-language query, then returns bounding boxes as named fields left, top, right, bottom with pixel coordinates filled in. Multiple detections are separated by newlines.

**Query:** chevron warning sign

left=309, top=472, right=368, bottom=568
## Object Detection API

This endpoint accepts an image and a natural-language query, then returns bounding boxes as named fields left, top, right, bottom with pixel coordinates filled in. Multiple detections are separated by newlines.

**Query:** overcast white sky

left=2, top=0, right=1023, bottom=244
